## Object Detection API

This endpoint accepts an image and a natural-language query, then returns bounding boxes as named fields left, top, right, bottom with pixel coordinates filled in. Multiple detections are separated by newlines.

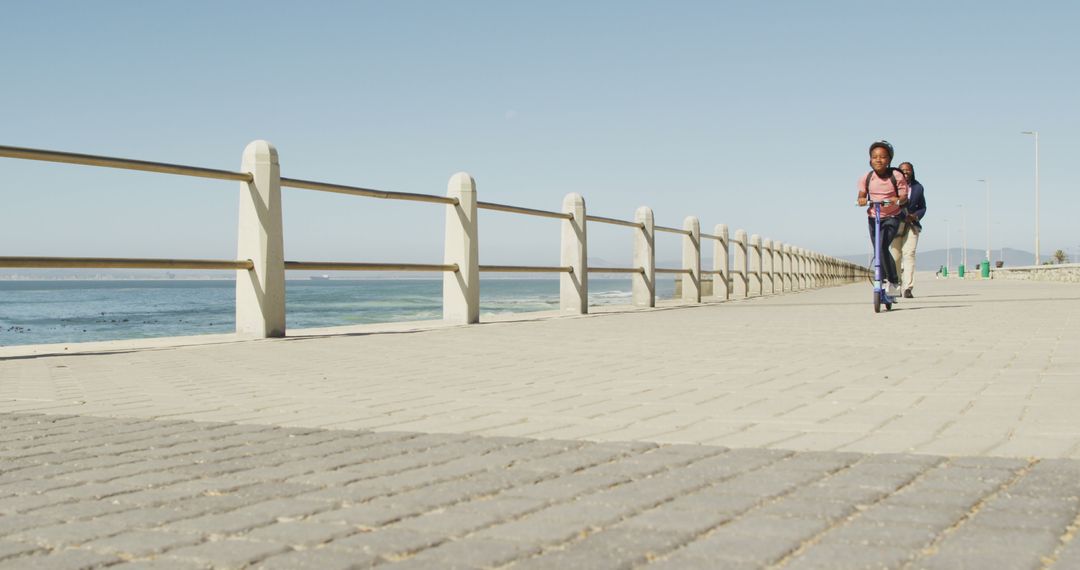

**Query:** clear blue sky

left=2, top=1, right=1077, bottom=268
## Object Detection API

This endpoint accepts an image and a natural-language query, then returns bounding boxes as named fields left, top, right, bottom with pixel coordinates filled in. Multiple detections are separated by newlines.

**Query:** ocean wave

left=591, top=290, right=632, bottom=299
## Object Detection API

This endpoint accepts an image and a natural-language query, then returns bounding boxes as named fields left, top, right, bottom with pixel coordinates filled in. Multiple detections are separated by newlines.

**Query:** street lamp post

left=1021, top=131, right=1039, bottom=264
left=977, top=178, right=991, bottom=264
left=958, top=204, right=967, bottom=271
left=945, top=218, right=951, bottom=275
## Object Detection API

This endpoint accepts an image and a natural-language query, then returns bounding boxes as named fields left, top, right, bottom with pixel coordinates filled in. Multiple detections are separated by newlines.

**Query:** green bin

left=942, top=266, right=948, bottom=277
left=981, top=260, right=990, bottom=278
left=958, top=264, right=965, bottom=278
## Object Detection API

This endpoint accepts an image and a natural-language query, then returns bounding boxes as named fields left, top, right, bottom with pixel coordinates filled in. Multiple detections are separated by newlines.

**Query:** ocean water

left=0, top=278, right=676, bottom=347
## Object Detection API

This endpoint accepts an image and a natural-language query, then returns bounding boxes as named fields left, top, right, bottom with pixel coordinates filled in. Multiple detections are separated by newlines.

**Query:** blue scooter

left=865, top=199, right=896, bottom=313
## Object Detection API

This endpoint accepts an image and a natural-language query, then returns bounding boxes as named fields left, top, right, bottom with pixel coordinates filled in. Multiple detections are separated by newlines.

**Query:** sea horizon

left=0, top=277, right=677, bottom=347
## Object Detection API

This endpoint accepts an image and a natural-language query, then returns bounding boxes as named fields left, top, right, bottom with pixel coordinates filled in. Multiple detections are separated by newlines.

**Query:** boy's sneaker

left=887, top=283, right=902, bottom=300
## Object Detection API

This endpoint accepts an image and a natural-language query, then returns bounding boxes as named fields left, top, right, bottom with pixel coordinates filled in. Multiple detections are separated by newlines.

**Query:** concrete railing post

left=682, top=216, right=701, bottom=303
left=798, top=248, right=808, bottom=289
left=444, top=172, right=479, bottom=324
left=733, top=229, right=748, bottom=298
left=773, top=242, right=784, bottom=294
left=812, top=254, right=820, bottom=288
left=560, top=193, right=588, bottom=314
left=633, top=207, right=655, bottom=307
left=236, top=140, right=285, bottom=338
left=713, top=224, right=730, bottom=300
left=749, top=234, right=762, bottom=296
left=781, top=244, right=791, bottom=292
left=762, top=239, right=774, bottom=294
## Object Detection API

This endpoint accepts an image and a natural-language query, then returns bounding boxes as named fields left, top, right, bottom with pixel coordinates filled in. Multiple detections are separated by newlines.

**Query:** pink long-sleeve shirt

left=858, top=170, right=909, bottom=218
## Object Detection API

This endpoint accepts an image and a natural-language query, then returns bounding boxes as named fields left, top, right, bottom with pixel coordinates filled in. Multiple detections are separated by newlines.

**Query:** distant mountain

left=835, top=248, right=1038, bottom=272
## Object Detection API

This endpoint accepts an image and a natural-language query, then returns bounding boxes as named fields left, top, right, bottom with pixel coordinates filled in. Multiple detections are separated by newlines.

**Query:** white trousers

left=889, top=223, right=919, bottom=291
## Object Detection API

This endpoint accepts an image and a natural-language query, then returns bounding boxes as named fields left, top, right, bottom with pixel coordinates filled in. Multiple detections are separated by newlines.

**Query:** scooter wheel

left=885, top=300, right=893, bottom=311
left=873, top=291, right=882, bottom=313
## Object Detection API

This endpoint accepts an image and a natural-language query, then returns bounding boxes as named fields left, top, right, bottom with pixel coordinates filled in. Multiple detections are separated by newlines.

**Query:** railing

left=0, top=141, right=870, bottom=339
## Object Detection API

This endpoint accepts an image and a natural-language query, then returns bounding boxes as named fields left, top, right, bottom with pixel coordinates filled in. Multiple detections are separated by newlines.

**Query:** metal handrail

left=480, top=265, right=572, bottom=273
left=655, top=225, right=692, bottom=236
left=586, top=215, right=644, bottom=229
left=478, top=202, right=572, bottom=220
left=280, top=178, right=458, bottom=206
left=700, top=233, right=723, bottom=241
left=588, top=267, right=645, bottom=274
left=0, top=144, right=252, bottom=182
left=284, top=261, right=458, bottom=272
left=0, top=256, right=253, bottom=270
left=656, top=268, right=692, bottom=274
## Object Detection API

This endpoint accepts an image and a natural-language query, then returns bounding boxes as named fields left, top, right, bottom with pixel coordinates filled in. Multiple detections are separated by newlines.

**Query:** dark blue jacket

left=906, top=180, right=927, bottom=229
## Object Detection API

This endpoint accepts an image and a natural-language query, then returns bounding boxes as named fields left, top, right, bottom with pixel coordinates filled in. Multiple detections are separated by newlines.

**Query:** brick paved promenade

left=1, top=277, right=1079, bottom=568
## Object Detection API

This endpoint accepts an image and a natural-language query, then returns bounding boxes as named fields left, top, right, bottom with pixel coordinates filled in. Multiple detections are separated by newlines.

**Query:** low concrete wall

left=992, top=264, right=1080, bottom=283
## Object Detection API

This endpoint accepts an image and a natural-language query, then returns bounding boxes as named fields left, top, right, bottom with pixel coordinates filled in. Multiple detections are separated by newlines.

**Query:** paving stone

left=89, top=506, right=204, bottom=529
left=779, top=451, right=864, bottom=472
left=502, top=472, right=634, bottom=502
left=310, top=503, right=420, bottom=528
left=753, top=497, right=858, bottom=521
left=0, top=540, right=44, bottom=561
left=242, top=521, right=357, bottom=546
left=254, top=547, right=377, bottom=570
left=389, top=506, right=517, bottom=537
left=0, top=490, right=77, bottom=513
left=513, top=528, right=688, bottom=569
left=883, top=489, right=985, bottom=511
left=948, top=456, right=1031, bottom=470
left=913, top=527, right=1062, bottom=570
left=860, top=453, right=946, bottom=468
left=0, top=547, right=121, bottom=569
left=164, top=510, right=282, bottom=535
left=708, top=469, right=823, bottom=498
left=407, top=537, right=540, bottom=568
left=472, top=514, right=593, bottom=545
left=673, top=531, right=802, bottom=565
left=613, top=505, right=733, bottom=535
left=9, top=519, right=132, bottom=547
left=968, top=505, right=1076, bottom=532
left=644, top=553, right=760, bottom=570
left=45, top=483, right=141, bottom=500
left=661, top=490, right=763, bottom=515
left=323, top=527, right=445, bottom=557
left=82, top=529, right=203, bottom=557
left=162, top=538, right=290, bottom=567
left=720, top=514, right=833, bottom=541
left=818, top=519, right=940, bottom=549
left=857, top=504, right=967, bottom=529
left=27, top=499, right=134, bottom=521
left=0, top=513, right=64, bottom=538
left=782, top=541, right=916, bottom=569
left=105, top=559, right=209, bottom=569
left=297, top=483, right=392, bottom=505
